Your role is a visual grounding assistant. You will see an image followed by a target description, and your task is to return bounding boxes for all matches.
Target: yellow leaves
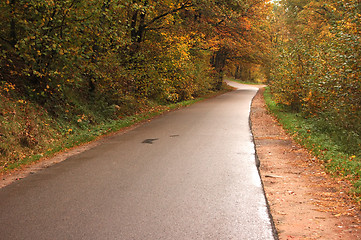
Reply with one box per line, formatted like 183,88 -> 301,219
160,32 -> 192,64
162,14 -> 175,25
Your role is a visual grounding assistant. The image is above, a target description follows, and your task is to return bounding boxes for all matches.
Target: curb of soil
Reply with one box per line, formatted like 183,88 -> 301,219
251,87 -> 361,240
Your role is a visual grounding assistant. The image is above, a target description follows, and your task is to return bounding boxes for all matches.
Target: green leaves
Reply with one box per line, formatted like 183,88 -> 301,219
1,0 -> 273,105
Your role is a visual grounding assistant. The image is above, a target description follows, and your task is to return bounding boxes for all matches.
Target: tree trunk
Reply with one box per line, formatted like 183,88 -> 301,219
130,10 -> 140,43
130,0 -> 148,44
137,9 -> 146,43
235,65 -> 241,79
10,0 -> 17,47
211,48 -> 227,90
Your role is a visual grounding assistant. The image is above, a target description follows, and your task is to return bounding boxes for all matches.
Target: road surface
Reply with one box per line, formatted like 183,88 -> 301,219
0,81 -> 276,239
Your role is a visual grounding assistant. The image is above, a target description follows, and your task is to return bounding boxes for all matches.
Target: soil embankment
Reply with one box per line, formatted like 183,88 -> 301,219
251,87 -> 361,239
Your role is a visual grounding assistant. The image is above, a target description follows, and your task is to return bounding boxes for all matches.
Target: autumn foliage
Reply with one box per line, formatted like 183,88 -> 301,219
0,1 -> 272,168
270,0 -> 361,196
270,0 -> 361,133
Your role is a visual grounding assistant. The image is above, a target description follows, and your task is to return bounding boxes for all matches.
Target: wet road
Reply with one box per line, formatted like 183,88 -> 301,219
0,81 -> 276,239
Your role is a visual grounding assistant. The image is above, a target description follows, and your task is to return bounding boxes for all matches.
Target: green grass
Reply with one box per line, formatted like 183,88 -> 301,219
263,87 -> 361,203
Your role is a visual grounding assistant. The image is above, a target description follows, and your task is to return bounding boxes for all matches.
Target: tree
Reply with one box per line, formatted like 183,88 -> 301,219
0,0 -> 272,111
270,0 -> 361,134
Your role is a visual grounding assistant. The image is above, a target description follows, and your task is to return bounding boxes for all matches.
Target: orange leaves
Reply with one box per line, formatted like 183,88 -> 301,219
240,16 -> 252,31
0,82 -> 16,94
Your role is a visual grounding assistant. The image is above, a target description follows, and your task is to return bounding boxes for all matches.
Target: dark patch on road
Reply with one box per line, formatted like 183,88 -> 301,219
142,138 -> 159,144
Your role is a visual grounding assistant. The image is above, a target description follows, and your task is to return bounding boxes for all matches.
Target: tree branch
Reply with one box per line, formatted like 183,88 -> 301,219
314,10 -> 325,16
143,2 -> 194,29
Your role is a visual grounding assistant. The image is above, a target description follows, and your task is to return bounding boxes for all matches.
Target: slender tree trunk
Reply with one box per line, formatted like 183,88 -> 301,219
211,48 -> 227,90
130,0 -> 148,44
130,10 -> 140,43
137,7 -> 146,43
10,0 -> 17,47
235,65 -> 241,79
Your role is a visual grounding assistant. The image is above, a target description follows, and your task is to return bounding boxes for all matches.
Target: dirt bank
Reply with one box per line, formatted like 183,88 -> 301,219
251,88 -> 361,239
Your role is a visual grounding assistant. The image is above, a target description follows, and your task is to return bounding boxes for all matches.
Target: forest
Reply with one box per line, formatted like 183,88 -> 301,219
0,0 -> 360,193
271,0 -> 360,135
270,0 -> 361,197
0,0 -> 271,167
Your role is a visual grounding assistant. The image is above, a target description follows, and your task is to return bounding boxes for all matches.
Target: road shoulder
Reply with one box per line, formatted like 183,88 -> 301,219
251,88 -> 361,239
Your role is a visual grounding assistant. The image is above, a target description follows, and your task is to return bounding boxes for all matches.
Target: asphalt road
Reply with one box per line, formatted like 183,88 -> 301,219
0,81 -> 276,239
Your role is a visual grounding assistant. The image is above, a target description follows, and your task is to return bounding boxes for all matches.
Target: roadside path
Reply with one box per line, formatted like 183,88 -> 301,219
251,88 -> 361,239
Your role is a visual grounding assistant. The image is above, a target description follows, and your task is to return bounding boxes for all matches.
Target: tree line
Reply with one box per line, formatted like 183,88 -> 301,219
0,0 -> 272,118
270,0 -> 361,138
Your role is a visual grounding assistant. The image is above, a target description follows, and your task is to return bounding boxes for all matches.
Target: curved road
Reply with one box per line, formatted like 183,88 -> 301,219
0,81 -> 276,239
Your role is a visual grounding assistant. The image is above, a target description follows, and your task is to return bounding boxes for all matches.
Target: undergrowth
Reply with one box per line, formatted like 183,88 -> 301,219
264,87 -> 361,203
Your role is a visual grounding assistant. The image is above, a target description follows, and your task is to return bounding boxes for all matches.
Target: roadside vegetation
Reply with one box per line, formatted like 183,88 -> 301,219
265,88 -> 361,203
0,1 -> 272,172
1,90 -> 231,172
268,0 -> 361,202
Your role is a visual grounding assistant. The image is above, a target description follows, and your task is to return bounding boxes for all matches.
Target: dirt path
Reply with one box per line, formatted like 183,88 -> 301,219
251,88 -> 361,239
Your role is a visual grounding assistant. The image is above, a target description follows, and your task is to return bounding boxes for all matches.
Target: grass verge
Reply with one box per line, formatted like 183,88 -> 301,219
263,87 -> 361,204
